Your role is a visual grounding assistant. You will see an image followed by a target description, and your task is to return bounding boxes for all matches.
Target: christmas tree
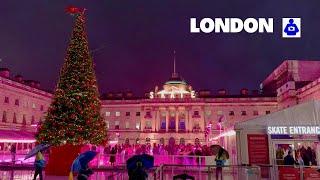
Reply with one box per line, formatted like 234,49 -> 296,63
36,10 -> 107,146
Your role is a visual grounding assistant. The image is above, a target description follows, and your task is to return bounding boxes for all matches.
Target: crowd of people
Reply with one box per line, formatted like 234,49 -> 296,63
277,145 -> 317,166
99,138 -> 216,166
103,143 -> 214,157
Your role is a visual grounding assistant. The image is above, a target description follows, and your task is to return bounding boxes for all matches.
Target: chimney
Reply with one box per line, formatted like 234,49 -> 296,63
104,92 -> 113,99
240,88 -> 249,96
126,91 -> 133,98
14,75 -> 23,82
116,92 -> 123,98
218,89 -> 227,96
199,90 -> 211,97
34,81 -> 40,88
0,68 -> 10,78
24,80 -> 36,87
252,90 -> 259,96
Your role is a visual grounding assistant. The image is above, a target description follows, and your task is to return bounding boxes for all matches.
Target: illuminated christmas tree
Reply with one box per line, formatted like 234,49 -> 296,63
36,9 -> 107,146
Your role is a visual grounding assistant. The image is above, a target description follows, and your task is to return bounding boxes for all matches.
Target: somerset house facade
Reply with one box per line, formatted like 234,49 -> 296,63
1,60 -> 320,154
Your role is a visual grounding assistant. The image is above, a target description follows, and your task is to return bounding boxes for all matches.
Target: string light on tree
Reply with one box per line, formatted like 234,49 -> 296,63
36,7 -> 107,146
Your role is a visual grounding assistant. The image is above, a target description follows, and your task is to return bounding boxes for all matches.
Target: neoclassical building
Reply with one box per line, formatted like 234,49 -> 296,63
101,67 -> 278,145
0,68 -> 52,152
1,60 -> 320,153
101,60 -> 320,145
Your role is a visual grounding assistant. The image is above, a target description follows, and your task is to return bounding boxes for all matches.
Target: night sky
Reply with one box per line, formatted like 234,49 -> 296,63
0,1 -> 320,95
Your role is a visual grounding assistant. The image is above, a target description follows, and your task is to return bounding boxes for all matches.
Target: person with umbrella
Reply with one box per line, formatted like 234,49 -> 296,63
128,161 -> 148,180
24,144 -> 49,180
33,151 -> 46,180
126,154 -> 154,180
210,145 -> 229,180
69,151 -> 97,180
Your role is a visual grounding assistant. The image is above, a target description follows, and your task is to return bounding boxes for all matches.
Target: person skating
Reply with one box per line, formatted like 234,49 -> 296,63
33,151 -> 46,180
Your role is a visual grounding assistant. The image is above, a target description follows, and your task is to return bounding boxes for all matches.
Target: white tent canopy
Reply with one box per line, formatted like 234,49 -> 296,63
235,100 -> 320,130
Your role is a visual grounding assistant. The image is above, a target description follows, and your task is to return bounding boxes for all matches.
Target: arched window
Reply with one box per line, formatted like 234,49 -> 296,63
31,115 -> 35,125
13,113 -> 17,123
2,111 -> 7,122
23,115 -> 27,125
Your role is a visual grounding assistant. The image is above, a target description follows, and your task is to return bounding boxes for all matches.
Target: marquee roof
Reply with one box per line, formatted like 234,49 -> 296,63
235,100 -> 320,130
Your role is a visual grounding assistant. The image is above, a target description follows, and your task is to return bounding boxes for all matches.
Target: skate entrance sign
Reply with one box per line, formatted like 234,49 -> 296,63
267,126 -> 320,135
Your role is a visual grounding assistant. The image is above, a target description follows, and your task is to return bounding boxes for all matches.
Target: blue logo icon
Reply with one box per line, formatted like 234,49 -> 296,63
284,19 -> 299,36
282,18 -> 301,38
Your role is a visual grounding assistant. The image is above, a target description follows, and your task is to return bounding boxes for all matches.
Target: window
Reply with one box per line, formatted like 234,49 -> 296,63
13,113 -> 17,123
229,111 -> 235,116
136,112 -> 140,116
106,121 -> 109,129
29,115 -> 33,125
136,122 -> 140,130
40,105 -> 44,111
15,99 -> 19,106
125,121 -> 130,129
253,111 -> 259,116
4,97 -> 9,103
115,112 -> 120,117
115,121 -> 120,129
32,103 -> 36,109
266,111 -> 271,114
105,112 -> 111,117
145,120 -> 152,129
22,115 -> 27,125
125,112 -> 130,116
2,111 -> 7,122
194,111 -> 199,116
241,111 -> 247,116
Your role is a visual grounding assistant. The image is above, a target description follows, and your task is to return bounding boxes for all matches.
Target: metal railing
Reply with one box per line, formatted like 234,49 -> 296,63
0,152 -> 34,165
154,164 -> 261,180
0,163 -> 319,180
90,154 -> 219,167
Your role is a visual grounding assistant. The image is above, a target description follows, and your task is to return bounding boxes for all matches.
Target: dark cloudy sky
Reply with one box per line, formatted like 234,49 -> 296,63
0,1 -> 319,95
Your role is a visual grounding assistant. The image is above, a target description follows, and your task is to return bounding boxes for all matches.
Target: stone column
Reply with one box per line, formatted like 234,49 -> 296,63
202,106 -> 206,132
152,108 -> 157,132
156,109 -> 160,132
188,107 -> 193,132
140,106 -> 145,131
166,109 -> 169,132
184,109 -> 188,132
175,109 -> 179,132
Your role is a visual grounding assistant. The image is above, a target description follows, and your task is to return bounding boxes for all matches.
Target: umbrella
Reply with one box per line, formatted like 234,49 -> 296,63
222,149 -> 230,159
24,144 -> 50,160
210,145 -> 229,159
71,151 -> 98,173
210,145 -> 222,156
126,154 -> 154,170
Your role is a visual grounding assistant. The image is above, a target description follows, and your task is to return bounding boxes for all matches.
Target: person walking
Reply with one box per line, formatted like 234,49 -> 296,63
110,147 -> 116,166
296,152 -> 304,167
77,165 -> 93,180
215,148 -> 226,180
33,151 -> 45,180
10,144 -> 16,164
284,151 -> 295,165
128,161 -> 148,180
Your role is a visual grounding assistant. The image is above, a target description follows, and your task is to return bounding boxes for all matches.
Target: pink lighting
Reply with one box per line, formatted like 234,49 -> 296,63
0,139 -> 36,143
210,130 -> 236,141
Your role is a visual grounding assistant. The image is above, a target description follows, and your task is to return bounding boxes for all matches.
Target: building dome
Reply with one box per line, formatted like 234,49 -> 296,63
164,76 -> 187,86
